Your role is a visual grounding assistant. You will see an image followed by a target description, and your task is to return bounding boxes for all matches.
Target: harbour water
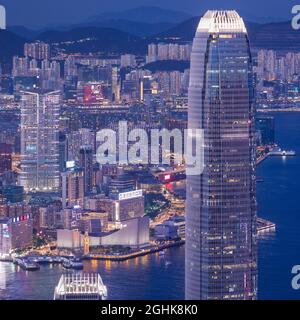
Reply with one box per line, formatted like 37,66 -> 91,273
0,247 -> 185,300
1,112 -> 300,300
257,112 -> 300,300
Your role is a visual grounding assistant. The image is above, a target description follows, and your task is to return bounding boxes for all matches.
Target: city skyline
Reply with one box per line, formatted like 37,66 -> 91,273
0,0 -> 297,27
0,2 -> 299,303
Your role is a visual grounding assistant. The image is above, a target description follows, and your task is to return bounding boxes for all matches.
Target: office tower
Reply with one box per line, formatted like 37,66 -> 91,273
0,215 -> 33,255
111,65 -> 120,102
186,11 -> 257,300
79,146 -> 93,195
2,186 -> 24,203
86,191 -> 144,222
108,173 -> 136,199
58,133 -> 67,172
255,116 -> 275,146
24,41 -> 50,60
122,79 -> 138,101
0,143 -> 12,174
20,90 -> 61,193
61,168 -> 84,209
64,75 -> 78,101
67,129 -> 95,162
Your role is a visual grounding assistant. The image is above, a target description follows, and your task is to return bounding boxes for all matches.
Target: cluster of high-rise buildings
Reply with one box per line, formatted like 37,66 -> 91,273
0,8 -> 284,301
254,50 -> 300,104
256,49 -> 300,82
122,69 -> 190,101
7,42 -> 191,105
146,43 -> 192,63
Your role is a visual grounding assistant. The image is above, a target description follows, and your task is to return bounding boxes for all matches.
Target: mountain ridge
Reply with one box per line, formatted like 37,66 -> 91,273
1,17 -> 300,68
86,6 -> 191,24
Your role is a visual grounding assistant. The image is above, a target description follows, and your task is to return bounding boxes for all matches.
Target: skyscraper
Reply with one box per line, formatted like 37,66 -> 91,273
79,145 -> 93,195
0,143 -> 12,174
186,11 -> 257,300
20,90 -> 60,192
61,168 -> 84,209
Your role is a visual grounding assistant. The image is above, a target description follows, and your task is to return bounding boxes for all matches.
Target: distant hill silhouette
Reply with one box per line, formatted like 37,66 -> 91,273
247,21 -> 300,52
2,16 -> 300,68
9,21 -> 175,39
65,20 -> 175,37
150,16 -> 200,41
7,26 -> 38,39
151,16 -> 300,52
0,29 -> 25,59
87,6 -> 191,24
36,27 -> 146,54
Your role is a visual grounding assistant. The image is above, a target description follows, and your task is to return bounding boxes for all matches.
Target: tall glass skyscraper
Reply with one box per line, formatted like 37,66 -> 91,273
20,90 -> 60,192
186,11 -> 257,300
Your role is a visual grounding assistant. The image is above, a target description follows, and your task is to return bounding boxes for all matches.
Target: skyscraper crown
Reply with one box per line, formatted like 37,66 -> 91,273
197,10 -> 247,34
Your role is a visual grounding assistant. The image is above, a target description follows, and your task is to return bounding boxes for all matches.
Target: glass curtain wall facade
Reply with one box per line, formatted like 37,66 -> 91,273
186,11 -> 257,300
20,90 -> 61,192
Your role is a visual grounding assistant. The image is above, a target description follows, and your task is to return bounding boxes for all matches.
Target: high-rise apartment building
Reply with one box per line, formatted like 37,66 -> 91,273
24,41 -> 50,60
20,90 -> 61,192
12,56 -> 29,77
120,54 -> 136,68
146,43 -> 192,63
186,10 -> 257,300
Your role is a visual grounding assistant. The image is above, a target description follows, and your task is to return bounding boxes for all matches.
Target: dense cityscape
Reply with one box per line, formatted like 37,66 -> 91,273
0,2 -> 300,302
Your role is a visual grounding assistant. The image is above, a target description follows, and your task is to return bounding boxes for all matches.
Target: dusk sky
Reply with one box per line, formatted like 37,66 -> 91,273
1,0 -> 299,27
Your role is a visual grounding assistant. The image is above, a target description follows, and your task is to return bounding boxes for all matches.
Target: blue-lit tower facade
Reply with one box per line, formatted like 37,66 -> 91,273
186,11 -> 257,300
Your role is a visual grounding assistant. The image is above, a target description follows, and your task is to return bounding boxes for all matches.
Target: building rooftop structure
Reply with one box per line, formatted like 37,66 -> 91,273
54,273 -> 107,300
197,10 -> 247,33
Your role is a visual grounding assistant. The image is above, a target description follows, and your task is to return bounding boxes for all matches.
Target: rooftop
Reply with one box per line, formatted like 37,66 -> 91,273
54,273 -> 107,300
197,10 -> 247,34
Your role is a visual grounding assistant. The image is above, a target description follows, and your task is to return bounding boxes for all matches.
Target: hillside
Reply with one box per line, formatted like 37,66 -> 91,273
87,6 -> 191,24
36,27 -> 146,54
151,16 -> 300,52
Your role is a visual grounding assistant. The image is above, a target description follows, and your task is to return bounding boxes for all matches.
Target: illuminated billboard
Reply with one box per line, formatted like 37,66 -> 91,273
118,190 -> 143,201
83,83 -> 104,104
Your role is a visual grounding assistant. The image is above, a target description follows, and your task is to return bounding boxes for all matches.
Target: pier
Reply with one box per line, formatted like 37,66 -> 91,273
85,240 -> 185,262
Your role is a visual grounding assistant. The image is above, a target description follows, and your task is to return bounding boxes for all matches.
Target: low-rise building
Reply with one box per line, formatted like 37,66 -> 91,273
57,216 -> 149,250
0,214 -> 33,255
